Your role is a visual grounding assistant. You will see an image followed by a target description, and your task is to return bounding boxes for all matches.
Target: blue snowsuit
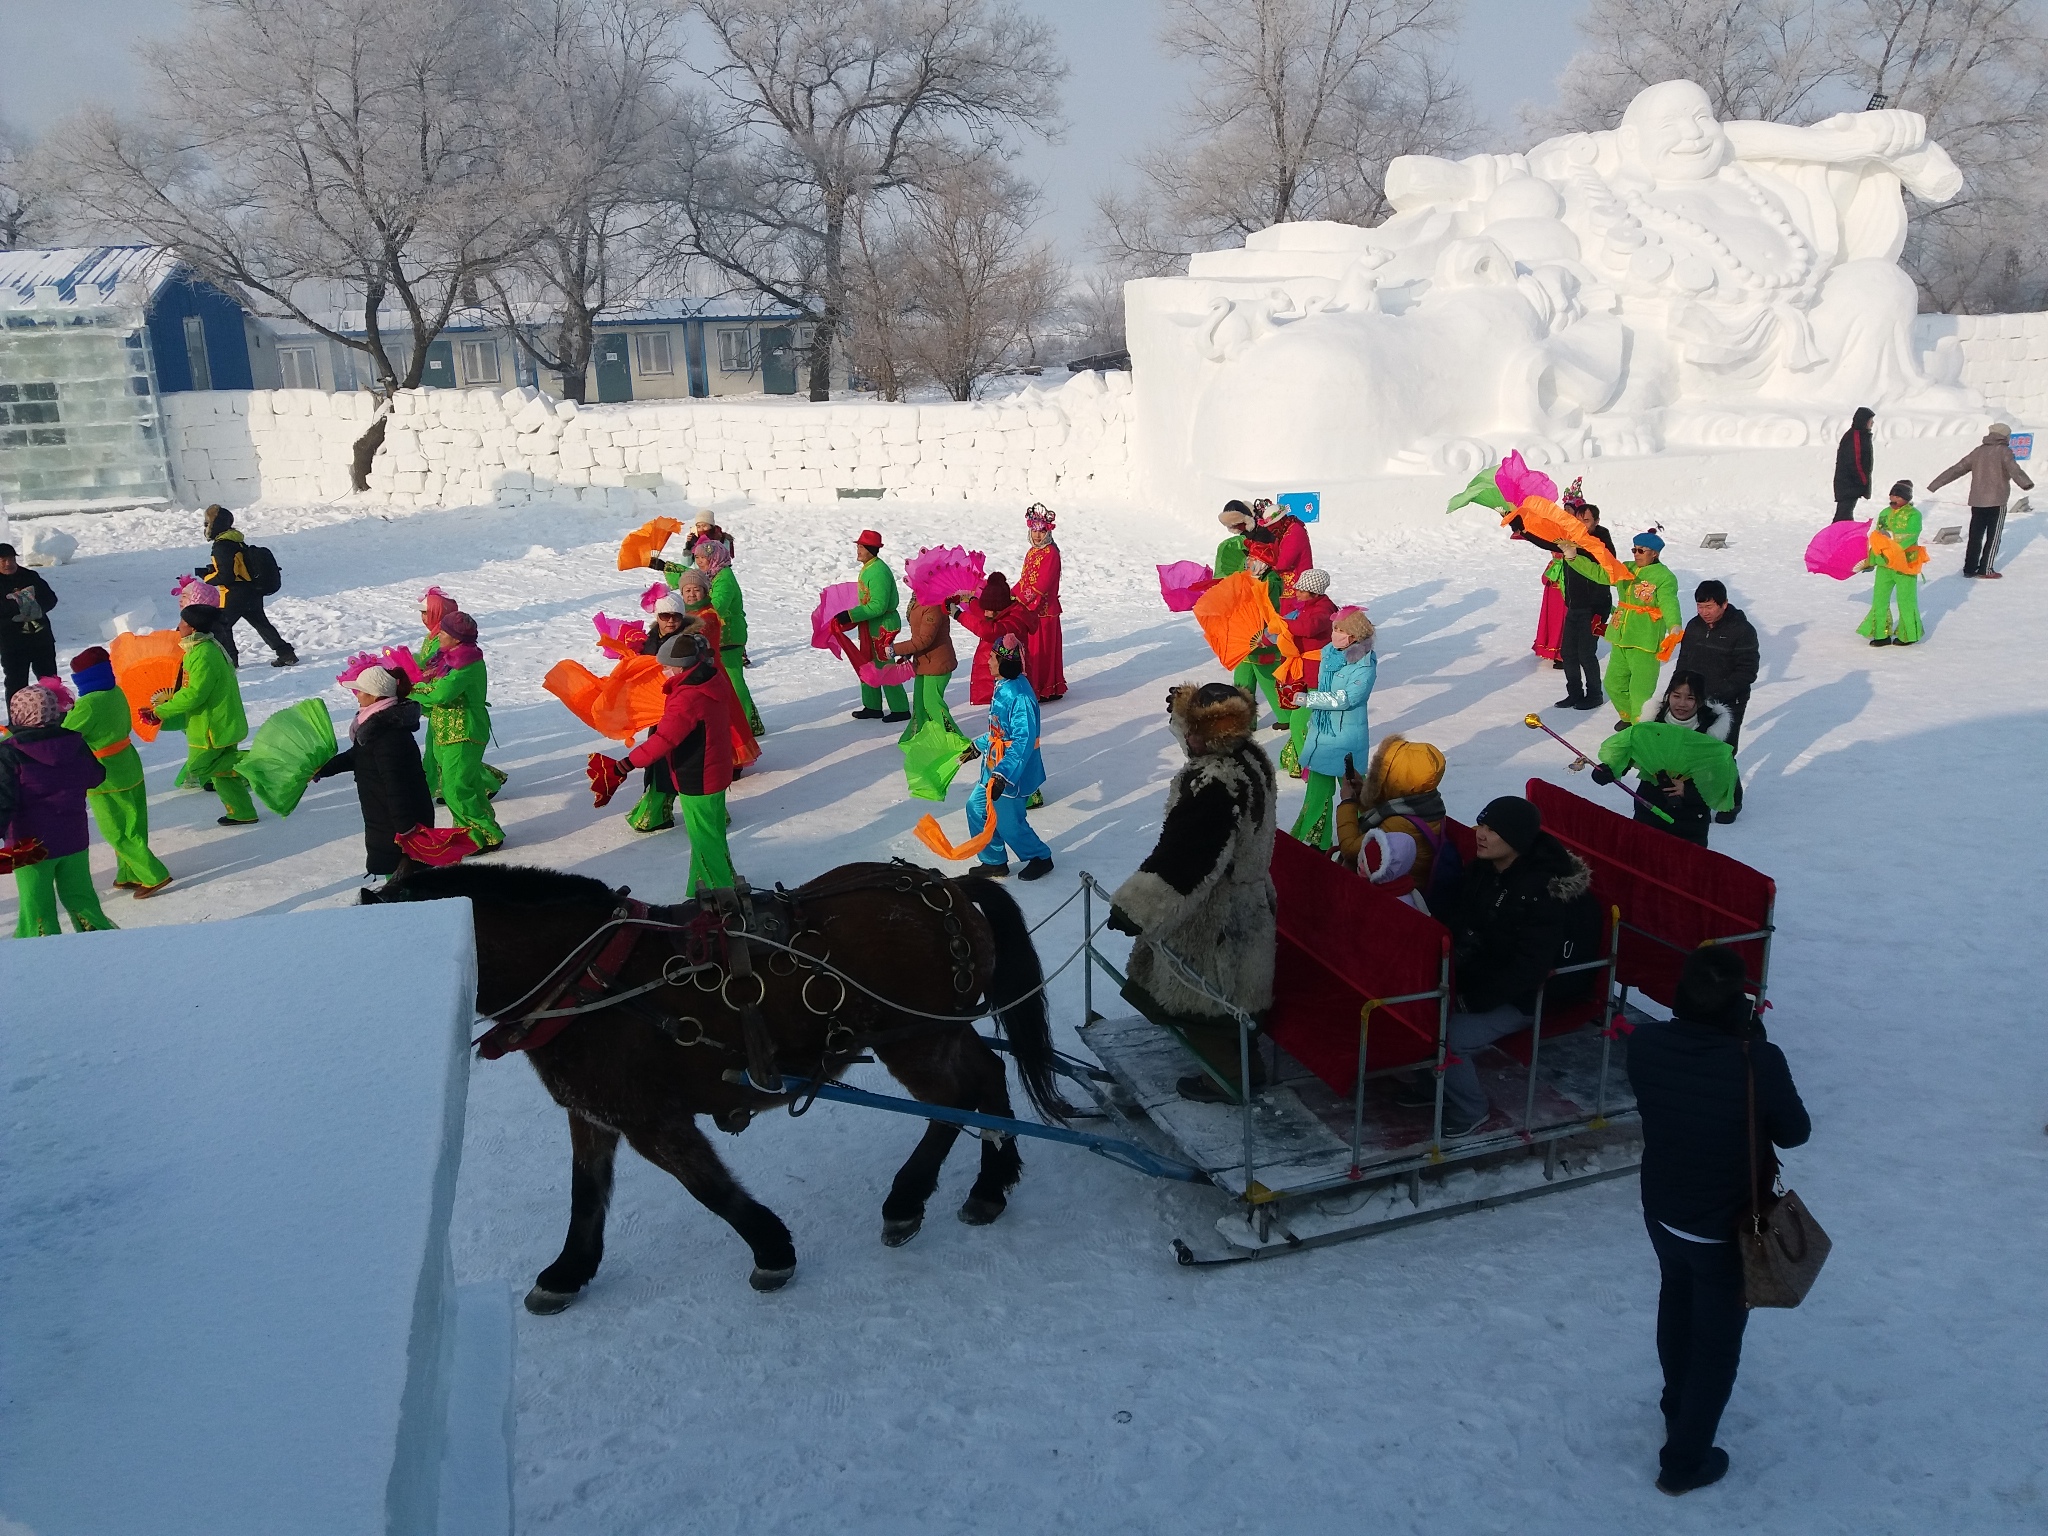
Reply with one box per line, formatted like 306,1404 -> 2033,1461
966,674 -> 1050,867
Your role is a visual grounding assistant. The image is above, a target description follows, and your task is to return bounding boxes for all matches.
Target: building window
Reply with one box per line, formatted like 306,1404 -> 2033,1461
459,339 -> 501,384
183,315 -> 213,391
717,327 -> 755,373
633,331 -> 673,376
278,346 -> 320,389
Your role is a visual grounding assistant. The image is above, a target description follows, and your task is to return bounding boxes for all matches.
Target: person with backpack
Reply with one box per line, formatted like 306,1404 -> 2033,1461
141,605 -> 259,827
1335,735 -> 1457,913
195,505 -> 297,668
0,683 -> 118,936
0,542 -> 60,708
311,664 -> 435,879
1627,945 -> 1810,1495
61,646 -> 171,897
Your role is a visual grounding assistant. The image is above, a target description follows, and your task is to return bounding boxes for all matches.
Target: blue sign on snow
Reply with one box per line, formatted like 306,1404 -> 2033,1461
2010,432 -> 2032,461
1278,491 -> 1320,523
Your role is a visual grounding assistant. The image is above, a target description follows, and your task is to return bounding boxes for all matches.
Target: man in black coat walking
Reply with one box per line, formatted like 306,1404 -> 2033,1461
1674,582 -> 1759,822
1833,406 -> 1874,522
0,543 -> 60,710
1514,488 -> 1613,711
1627,946 -> 1809,1495
195,505 -> 298,668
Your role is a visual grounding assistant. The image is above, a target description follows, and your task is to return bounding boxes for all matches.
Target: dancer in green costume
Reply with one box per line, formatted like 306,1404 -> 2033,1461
145,605 -> 258,825
1565,529 -> 1682,726
692,537 -> 764,735
62,646 -> 171,893
410,610 -> 503,851
415,587 -> 506,802
836,531 -> 910,720
1856,481 -> 1927,646
1231,524 -> 1292,731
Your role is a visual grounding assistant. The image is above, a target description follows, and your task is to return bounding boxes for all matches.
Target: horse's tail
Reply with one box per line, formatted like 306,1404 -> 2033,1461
960,877 -> 1071,1125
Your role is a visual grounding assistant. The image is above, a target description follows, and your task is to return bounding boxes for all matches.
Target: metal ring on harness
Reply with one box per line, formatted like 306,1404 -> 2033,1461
662,954 -> 707,988
823,1021 -> 859,1056
767,947 -> 799,977
722,970 -> 768,1012
953,967 -> 978,995
789,930 -> 828,970
662,1015 -> 710,1048
692,963 -> 724,993
947,934 -> 974,964
802,971 -> 848,1016
919,880 -> 954,912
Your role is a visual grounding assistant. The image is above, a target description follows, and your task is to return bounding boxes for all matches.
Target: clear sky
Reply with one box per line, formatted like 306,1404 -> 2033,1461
0,0 -> 1587,251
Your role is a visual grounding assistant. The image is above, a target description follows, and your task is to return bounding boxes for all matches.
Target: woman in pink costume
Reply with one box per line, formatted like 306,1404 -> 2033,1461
1015,503 -> 1066,702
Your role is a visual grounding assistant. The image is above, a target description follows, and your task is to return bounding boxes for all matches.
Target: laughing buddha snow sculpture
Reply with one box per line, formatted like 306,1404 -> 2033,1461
1125,79 -> 1977,509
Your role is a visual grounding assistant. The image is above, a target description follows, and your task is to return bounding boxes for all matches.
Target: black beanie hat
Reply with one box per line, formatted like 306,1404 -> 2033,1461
1890,479 -> 1913,500
179,604 -> 223,633
1675,946 -> 1753,1033
1477,795 -> 1541,854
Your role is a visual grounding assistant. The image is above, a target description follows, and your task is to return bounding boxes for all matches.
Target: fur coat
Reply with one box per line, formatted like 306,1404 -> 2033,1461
1112,685 -> 1278,1022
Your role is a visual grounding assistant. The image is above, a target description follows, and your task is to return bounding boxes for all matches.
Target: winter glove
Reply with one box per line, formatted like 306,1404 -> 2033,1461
138,709 -> 161,729
1588,614 -> 1608,639
0,838 -> 49,874
832,610 -> 853,628
1277,681 -> 1304,711
1106,905 -> 1142,937
1656,630 -> 1681,663
587,753 -> 631,808
1590,765 -> 1617,787
985,774 -> 1007,802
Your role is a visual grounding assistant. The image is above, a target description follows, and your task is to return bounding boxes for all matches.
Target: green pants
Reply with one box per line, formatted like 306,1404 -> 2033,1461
1283,697 -> 1311,776
1291,771 -> 1337,849
681,791 -> 734,894
87,754 -> 170,888
1233,658 -> 1288,726
861,679 -> 910,714
186,744 -> 256,822
1603,648 -> 1664,724
903,671 -> 960,742
1858,567 -> 1924,643
425,747 -> 506,801
626,788 -> 675,831
722,647 -> 763,735
432,738 -> 504,847
15,850 -> 117,937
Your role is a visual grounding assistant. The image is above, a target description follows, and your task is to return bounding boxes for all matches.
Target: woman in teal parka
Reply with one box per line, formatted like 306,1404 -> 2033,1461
1291,607 -> 1376,850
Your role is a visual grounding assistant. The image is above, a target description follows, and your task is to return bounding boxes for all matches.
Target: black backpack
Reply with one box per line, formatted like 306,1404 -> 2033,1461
242,544 -> 283,596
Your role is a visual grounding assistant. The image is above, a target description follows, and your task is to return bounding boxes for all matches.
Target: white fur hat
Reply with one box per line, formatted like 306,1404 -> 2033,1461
652,592 -> 687,616
347,665 -> 401,698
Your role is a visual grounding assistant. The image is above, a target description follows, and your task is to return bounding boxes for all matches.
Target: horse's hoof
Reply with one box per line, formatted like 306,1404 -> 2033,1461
881,1215 -> 924,1247
749,1263 -> 796,1292
957,1194 -> 1007,1226
524,1284 -> 579,1315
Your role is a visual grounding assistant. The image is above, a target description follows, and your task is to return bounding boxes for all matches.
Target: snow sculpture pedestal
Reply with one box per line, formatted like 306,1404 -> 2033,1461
0,900 -> 511,1536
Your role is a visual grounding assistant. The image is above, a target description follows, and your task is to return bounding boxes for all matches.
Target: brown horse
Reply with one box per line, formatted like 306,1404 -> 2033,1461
364,859 -> 1067,1310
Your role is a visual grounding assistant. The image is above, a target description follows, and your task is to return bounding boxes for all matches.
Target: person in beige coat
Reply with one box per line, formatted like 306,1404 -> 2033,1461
1928,423 -> 2034,579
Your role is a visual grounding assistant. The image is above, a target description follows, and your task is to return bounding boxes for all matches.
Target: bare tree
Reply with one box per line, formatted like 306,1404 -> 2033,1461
58,0 -> 526,488
841,200 -> 924,399
1097,0 -> 1477,272
1529,0 -> 1842,134
0,121 -> 50,251
669,0 -> 1065,400
488,0 -> 683,402
1057,267 -> 1130,362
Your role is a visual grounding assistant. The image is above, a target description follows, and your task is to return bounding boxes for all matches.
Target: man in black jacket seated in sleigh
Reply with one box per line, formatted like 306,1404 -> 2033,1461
1394,795 -> 1603,1135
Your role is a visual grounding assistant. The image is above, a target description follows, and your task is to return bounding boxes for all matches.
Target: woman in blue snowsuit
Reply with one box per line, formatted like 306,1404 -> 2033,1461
963,645 -> 1053,880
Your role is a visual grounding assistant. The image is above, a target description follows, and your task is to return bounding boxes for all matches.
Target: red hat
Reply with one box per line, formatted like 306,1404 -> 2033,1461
857,530 -> 883,550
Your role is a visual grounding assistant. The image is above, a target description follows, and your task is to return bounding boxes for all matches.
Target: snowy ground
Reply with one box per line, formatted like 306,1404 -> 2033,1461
8,453 -> 2047,1534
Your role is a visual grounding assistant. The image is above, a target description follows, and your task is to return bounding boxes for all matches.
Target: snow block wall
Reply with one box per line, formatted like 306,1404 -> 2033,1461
162,370 -> 1137,511
0,899 -> 504,1536
1914,312 -> 2048,427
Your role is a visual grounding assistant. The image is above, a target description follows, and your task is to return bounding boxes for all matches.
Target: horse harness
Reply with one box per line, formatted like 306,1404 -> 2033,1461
473,864 -> 986,1109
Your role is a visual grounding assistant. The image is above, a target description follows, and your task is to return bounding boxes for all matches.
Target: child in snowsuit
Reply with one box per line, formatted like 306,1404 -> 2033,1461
145,605 -> 258,826
692,537 -> 764,735
1336,736 -> 1452,911
1291,608 -> 1376,850
592,626 -> 735,894
0,684 -> 117,936
1568,529 -> 1681,726
957,571 -> 1039,707
312,664 -> 435,878
892,593 -> 963,742
962,645 -> 1053,881
410,611 -> 503,852
1277,568 -> 1337,776
1016,504 -> 1066,702
835,531 -> 911,721
62,646 -> 171,896
1857,480 -> 1928,646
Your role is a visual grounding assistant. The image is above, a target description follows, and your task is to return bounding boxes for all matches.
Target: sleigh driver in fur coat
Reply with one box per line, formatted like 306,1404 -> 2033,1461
1107,682 -> 1279,1103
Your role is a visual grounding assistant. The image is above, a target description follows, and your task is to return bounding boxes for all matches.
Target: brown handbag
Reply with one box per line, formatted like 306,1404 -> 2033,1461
1741,1040 -> 1831,1308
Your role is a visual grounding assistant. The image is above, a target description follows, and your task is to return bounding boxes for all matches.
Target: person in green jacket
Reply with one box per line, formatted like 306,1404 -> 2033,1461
143,606 -> 258,826
834,530 -> 910,721
1563,529 -> 1682,727
62,646 -> 171,895
409,610 -> 504,851
692,537 -> 764,735
1857,480 -> 1927,646
415,586 -> 507,803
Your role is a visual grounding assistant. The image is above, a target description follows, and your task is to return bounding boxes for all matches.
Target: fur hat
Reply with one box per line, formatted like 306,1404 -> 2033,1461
347,665 -> 402,699
203,504 -> 235,538
1218,505 -> 1254,531
1294,569 -> 1331,596
8,685 -> 62,728
1477,795 -> 1541,854
1363,735 -> 1445,803
1168,681 -> 1256,756
1025,503 -> 1056,532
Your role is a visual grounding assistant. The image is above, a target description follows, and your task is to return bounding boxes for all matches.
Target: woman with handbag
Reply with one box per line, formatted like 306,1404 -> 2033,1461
1626,946 -> 1811,1495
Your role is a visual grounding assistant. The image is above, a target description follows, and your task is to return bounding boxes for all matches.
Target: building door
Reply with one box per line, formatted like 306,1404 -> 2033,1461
422,337 -> 455,388
183,315 -> 213,392
683,322 -> 709,398
761,326 -> 797,395
595,334 -> 633,403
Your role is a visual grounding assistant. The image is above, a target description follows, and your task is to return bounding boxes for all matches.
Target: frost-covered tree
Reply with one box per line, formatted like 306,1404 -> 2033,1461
0,121 -> 54,251
1097,0 -> 1479,276
59,0 -> 526,488
668,0 -> 1065,400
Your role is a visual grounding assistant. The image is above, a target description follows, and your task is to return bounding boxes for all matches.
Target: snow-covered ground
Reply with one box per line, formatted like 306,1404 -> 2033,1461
6,450 -> 2046,1534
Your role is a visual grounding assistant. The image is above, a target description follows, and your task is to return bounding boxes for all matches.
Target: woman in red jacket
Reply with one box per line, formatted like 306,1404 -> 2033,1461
1015,504 -> 1066,701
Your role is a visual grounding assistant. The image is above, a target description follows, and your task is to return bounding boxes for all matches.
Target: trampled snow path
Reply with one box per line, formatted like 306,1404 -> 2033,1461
7,454 -> 2046,1533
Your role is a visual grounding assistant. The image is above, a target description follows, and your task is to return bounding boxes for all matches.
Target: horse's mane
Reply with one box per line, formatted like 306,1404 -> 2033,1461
381,862 -> 621,908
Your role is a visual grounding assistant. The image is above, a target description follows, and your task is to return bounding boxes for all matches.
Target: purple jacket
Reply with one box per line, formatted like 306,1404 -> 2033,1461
0,726 -> 106,859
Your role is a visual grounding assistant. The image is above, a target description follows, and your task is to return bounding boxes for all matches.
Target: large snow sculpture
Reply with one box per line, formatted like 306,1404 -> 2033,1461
1127,80 -> 1981,512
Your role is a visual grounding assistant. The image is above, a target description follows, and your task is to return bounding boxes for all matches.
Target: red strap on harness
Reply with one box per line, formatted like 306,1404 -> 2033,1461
476,900 -> 653,1059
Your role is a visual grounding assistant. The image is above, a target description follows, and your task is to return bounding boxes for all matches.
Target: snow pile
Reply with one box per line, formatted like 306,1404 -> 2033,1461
0,899 -> 508,1536
162,370 -> 1136,512
1915,310 -> 2048,425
